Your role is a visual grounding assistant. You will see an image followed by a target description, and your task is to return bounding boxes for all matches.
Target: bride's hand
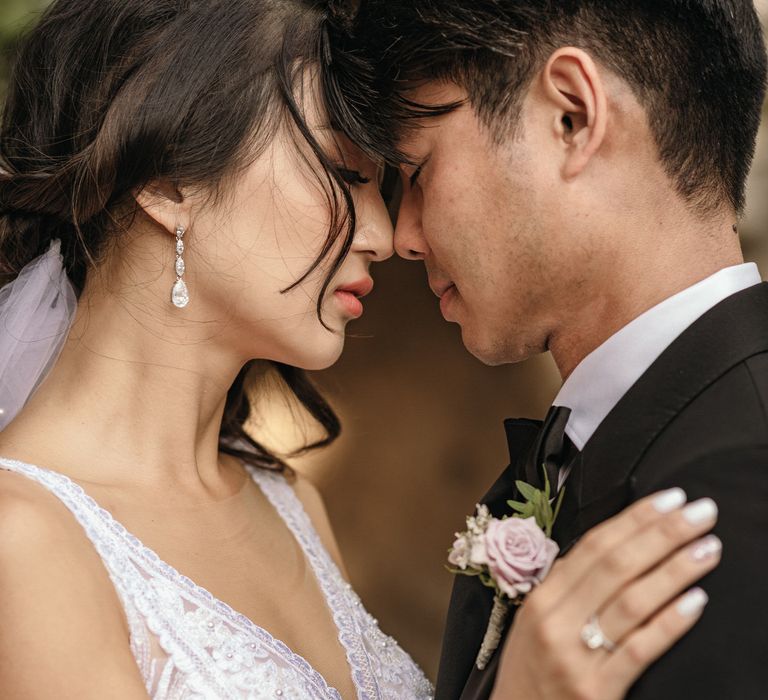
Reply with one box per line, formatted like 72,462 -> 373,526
491,489 -> 720,700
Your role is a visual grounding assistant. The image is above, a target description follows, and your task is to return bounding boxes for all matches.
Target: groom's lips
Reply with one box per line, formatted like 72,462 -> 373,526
430,280 -> 455,299
430,280 -> 458,319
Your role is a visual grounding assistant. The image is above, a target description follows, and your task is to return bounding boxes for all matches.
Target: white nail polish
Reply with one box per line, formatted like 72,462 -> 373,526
677,587 -> 709,617
690,535 -> 722,562
682,498 -> 718,525
653,488 -> 687,513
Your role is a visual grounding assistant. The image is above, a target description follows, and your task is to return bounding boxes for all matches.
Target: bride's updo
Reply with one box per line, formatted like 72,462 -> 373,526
0,0 -> 361,469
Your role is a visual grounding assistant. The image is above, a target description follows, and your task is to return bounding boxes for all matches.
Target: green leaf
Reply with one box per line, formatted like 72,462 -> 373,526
551,486 -> 567,530
541,497 -> 554,523
513,507 -> 535,520
515,480 -> 540,502
506,499 -> 529,513
478,573 -> 498,590
542,466 -> 552,500
446,565 -> 482,576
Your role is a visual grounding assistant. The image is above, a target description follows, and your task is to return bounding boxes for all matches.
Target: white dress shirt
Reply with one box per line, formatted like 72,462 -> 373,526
554,263 -> 762,451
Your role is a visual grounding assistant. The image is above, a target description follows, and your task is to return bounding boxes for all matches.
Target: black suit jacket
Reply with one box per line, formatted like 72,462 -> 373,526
435,282 -> 768,700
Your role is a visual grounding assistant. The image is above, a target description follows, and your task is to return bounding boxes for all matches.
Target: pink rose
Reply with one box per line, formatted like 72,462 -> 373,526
484,517 -> 559,600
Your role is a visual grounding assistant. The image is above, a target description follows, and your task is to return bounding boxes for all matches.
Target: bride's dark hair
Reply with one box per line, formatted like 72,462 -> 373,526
0,0 -> 362,470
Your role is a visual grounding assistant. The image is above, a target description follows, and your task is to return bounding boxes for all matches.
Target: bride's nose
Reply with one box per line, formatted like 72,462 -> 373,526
394,183 -> 429,261
351,194 -> 394,262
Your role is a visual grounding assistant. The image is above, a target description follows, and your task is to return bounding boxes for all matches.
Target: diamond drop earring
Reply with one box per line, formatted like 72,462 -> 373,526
171,224 -> 189,308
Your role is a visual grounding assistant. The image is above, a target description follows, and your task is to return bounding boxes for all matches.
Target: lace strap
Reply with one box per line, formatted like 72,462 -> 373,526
246,467 -> 382,699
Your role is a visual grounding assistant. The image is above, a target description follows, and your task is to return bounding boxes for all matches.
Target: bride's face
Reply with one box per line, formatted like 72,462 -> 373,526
186,120 -> 393,370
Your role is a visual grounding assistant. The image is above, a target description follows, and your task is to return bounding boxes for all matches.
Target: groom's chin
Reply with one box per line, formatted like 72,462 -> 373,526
460,327 -> 521,367
459,320 -> 542,367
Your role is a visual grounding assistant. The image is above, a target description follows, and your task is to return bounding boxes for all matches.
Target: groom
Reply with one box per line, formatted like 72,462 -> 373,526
334,1 -> 768,698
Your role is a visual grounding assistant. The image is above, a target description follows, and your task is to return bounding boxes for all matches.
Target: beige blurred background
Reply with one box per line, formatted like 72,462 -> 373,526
1,0 -> 767,681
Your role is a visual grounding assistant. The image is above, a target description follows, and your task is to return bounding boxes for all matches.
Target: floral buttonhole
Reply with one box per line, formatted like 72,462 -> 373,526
447,466 -> 565,670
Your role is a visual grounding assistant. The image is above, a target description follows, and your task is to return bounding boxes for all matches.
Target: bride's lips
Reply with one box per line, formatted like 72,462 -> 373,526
334,277 -> 374,318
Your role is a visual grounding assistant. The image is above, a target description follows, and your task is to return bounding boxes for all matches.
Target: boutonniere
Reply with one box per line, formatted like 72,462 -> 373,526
447,469 -> 565,670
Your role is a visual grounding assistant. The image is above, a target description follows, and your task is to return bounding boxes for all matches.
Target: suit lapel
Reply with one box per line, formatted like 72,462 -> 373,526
435,419 -> 540,700
577,282 -> 768,513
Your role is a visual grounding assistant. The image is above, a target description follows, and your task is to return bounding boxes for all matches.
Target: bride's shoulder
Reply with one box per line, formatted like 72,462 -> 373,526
290,471 -> 350,578
0,468 -> 122,606
0,467 -> 109,582
0,467 -> 74,538
0,468 -> 153,697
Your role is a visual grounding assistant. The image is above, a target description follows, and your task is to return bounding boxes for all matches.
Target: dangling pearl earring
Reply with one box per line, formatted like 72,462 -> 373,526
171,224 -> 189,308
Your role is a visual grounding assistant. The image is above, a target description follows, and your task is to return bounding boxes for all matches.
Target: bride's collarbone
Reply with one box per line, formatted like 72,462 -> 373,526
83,478 -> 360,698
0,466 -> 358,698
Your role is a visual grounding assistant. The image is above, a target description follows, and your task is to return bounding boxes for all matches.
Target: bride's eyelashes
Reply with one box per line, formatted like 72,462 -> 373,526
337,168 -> 372,186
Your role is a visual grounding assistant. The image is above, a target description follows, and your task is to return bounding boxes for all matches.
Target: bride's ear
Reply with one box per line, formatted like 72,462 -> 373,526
133,181 -> 190,236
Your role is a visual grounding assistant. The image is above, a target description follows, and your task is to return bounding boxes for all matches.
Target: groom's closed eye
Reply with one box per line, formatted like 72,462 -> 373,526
409,164 -> 423,188
402,156 -> 430,189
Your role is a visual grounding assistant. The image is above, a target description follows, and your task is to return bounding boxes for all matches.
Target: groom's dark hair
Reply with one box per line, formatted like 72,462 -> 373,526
330,0 -> 767,214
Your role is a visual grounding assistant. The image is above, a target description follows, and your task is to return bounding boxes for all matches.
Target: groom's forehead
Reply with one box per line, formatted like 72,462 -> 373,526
390,82 -> 471,150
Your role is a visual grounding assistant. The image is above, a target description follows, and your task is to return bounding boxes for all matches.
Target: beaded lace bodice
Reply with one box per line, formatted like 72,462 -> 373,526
0,457 -> 433,700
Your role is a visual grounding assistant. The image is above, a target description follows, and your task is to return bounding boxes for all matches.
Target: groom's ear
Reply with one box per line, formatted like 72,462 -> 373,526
539,48 -> 607,180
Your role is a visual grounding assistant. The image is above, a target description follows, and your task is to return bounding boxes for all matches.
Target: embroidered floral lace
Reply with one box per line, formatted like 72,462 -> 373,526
0,457 -> 433,700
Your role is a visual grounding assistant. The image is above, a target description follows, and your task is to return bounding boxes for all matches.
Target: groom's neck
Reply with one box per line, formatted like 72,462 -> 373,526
547,214 -> 745,381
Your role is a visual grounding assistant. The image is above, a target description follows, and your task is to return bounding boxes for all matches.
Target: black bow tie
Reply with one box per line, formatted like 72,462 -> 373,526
524,405 -> 579,492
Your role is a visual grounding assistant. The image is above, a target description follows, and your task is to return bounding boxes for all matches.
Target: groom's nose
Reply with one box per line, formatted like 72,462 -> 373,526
394,185 -> 430,261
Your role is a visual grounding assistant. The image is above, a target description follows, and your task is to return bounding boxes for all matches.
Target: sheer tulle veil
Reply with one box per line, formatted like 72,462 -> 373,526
0,240 -> 77,430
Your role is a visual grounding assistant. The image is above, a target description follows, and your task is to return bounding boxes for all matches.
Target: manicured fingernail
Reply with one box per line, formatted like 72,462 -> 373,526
653,488 -> 687,513
677,587 -> 709,617
682,498 -> 718,525
690,535 -> 722,562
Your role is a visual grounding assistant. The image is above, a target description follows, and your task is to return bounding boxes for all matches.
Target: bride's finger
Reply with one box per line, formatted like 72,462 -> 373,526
597,534 -> 721,645
556,498 -> 718,625
602,587 -> 709,694
538,489 -> 687,606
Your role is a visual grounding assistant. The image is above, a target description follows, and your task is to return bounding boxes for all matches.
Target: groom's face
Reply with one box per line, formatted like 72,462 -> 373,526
393,82 -> 591,366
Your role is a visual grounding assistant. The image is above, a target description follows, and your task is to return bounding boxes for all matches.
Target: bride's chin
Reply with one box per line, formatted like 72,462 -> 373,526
287,336 -> 346,372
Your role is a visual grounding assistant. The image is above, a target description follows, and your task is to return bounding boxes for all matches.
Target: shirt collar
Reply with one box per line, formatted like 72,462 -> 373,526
554,263 -> 762,450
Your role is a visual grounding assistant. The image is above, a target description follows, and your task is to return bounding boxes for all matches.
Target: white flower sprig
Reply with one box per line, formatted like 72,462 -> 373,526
448,468 -> 565,670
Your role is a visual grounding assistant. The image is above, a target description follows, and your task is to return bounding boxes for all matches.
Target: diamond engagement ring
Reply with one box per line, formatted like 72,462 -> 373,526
580,614 -> 617,652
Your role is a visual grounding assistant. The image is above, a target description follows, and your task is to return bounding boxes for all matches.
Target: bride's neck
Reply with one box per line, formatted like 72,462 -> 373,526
0,270 -> 248,497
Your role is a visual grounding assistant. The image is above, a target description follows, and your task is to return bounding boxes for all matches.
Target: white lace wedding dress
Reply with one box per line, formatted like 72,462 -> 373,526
0,457 -> 433,700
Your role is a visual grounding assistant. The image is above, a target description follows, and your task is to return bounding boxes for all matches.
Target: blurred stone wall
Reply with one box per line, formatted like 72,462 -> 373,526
0,0 -> 48,95
1,0 -> 767,681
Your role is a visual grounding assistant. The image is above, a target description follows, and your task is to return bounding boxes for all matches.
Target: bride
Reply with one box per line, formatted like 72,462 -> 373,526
0,1 -> 717,698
